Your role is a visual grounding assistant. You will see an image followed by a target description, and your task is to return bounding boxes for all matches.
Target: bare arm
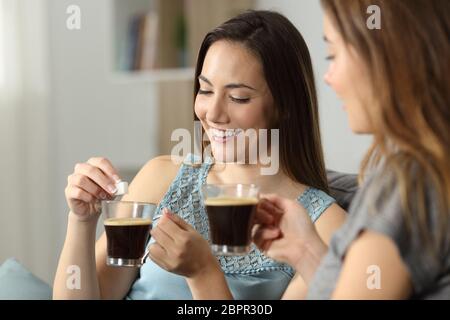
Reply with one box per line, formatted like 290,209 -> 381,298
186,264 -> 234,300
53,212 -> 101,299
53,156 -> 179,299
282,204 -> 347,299
331,230 -> 412,299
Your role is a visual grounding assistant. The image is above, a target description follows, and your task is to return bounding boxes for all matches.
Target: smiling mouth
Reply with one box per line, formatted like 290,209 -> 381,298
209,128 -> 243,143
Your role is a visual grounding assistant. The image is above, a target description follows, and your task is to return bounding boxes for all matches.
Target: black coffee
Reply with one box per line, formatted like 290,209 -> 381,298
104,218 -> 152,259
205,197 -> 258,247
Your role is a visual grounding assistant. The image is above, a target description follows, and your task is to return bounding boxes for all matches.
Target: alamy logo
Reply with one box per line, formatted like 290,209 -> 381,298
366,5 -> 381,30
66,265 -> 81,290
66,5 -> 81,30
366,265 -> 381,290
170,121 -> 280,175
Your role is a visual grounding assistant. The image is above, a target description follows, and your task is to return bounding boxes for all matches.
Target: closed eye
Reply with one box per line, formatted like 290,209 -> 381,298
198,89 -> 213,95
230,96 -> 250,104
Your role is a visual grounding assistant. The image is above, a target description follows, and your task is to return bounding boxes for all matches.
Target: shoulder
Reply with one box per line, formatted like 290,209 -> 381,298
123,155 -> 183,205
142,155 -> 183,172
297,187 -> 336,221
315,203 -> 347,245
140,155 -> 183,181
297,186 -> 347,245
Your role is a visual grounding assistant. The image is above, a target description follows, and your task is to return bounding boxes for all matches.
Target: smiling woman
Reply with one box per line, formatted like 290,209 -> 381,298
195,40 -> 274,164
193,12 -> 329,192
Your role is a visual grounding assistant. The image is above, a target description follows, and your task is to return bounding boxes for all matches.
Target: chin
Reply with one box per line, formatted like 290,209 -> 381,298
211,142 -> 248,163
349,127 -> 367,134
211,143 -> 232,163
349,122 -> 373,134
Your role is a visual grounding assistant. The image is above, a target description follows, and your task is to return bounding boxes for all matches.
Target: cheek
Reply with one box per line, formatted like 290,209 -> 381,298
326,61 -> 347,97
194,96 -> 207,120
235,105 -> 269,129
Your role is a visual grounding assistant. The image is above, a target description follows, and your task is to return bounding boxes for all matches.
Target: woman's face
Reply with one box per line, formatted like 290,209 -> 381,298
195,40 -> 274,162
323,14 -> 373,134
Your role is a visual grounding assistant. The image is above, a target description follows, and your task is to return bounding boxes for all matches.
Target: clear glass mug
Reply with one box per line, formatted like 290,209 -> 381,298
102,200 -> 156,267
201,184 -> 260,255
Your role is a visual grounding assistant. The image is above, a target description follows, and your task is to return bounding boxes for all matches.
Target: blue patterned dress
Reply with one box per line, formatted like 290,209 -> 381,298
126,155 -> 335,299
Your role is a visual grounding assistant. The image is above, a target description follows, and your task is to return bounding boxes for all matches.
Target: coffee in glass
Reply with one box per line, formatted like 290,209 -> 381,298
102,201 -> 156,267
202,184 -> 259,255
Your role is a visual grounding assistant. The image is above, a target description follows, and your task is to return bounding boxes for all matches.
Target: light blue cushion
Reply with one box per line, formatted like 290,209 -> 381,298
0,258 -> 52,300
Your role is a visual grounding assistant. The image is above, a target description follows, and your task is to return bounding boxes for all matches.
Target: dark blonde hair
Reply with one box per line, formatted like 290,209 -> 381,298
194,10 -> 329,193
321,0 -> 450,246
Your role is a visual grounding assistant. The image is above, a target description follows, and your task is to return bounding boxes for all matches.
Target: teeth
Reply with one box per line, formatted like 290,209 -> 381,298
210,128 -> 242,138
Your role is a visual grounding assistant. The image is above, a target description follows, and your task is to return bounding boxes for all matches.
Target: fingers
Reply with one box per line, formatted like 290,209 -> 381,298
87,157 -> 121,183
73,162 -> 118,196
253,225 -> 280,248
254,226 -> 280,241
260,193 -> 291,211
65,186 -> 96,203
254,198 -> 284,225
259,198 -> 283,214
163,208 -> 192,231
254,205 -> 274,225
67,173 -> 112,200
157,210 -> 191,242
150,224 -> 174,250
148,243 -> 170,270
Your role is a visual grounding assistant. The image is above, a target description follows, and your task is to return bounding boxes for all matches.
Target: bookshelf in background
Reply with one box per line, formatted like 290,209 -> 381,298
110,0 -> 255,155
113,0 -> 254,75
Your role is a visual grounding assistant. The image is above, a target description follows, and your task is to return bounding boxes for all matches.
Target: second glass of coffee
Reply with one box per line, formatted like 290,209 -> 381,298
202,184 -> 259,255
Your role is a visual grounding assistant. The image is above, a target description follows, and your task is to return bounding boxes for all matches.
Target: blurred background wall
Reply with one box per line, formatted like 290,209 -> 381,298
0,0 -> 371,284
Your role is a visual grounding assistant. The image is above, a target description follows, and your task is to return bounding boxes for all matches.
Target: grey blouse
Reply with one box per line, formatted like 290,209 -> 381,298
307,165 -> 450,299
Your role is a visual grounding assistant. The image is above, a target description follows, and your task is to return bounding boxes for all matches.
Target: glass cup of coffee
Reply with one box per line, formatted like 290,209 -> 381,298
102,200 -> 156,267
201,184 -> 259,256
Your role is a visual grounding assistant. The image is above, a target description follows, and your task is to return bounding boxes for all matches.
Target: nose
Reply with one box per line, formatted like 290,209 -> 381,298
324,70 -> 332,86
324,62 -> 335,87
206,96 -> 230,124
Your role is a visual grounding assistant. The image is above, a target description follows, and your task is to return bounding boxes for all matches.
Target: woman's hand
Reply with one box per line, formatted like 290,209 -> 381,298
149,208 -> 221,279
253,194 -> 326,272
65,157 -> 120,222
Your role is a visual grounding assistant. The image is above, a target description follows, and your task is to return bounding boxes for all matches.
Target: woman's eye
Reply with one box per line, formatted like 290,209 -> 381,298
325,55 -> 335,61
230,96 -> 250,104
198,89 -> 213,95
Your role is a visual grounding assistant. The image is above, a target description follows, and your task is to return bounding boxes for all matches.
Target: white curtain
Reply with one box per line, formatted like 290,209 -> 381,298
0,0 -> 53,283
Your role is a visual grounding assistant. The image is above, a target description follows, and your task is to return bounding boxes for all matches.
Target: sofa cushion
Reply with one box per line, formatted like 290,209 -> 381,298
0,258 -> 52,300
327,170 -> 359,211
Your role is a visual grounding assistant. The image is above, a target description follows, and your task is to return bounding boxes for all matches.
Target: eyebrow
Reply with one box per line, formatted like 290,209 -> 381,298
198,75 -> 256,91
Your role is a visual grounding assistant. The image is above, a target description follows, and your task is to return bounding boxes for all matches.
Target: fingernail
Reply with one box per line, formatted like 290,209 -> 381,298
113,175 -> 121,183
99,192 -> 107,199
107,185 -> 117,194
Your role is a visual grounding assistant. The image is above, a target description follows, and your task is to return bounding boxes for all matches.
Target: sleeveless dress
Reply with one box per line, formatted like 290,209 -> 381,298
127,155 -> 335,300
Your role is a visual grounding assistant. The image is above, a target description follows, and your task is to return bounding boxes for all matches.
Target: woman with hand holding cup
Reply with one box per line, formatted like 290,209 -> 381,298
53,10 -> 347,300
254,0 -> 450,299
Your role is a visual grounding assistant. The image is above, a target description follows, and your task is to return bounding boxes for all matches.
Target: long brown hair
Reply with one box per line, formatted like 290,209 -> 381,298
321,0 -> 450,246
194,10 -> 329,193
